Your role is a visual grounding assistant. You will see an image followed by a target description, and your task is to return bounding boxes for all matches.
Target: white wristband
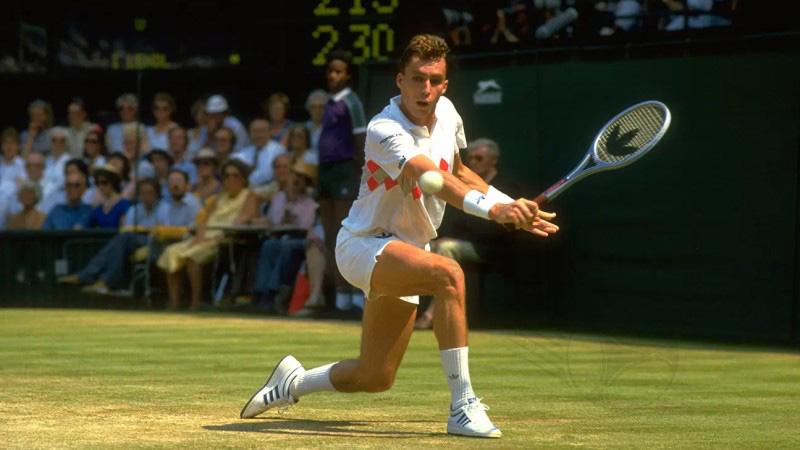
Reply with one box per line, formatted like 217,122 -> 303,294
463,189 -> 495,219
487,185 -> 514,204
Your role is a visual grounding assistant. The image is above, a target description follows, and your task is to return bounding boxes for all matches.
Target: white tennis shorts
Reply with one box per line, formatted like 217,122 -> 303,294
335,227 -> 428,305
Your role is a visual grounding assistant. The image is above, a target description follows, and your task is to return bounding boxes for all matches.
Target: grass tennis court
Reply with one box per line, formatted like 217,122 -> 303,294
1,309 -> 798,448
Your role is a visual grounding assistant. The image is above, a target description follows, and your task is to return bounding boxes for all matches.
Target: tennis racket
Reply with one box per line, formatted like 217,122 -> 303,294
533,100 -> 671,207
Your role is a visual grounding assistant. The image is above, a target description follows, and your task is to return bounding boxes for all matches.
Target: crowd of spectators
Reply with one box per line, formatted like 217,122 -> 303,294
0,51 -> 350,314
440,0 -> 736,46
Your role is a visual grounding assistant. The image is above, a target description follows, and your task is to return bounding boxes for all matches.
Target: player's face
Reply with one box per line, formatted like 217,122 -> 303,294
326,59 -> 350,93
396,56 -> 448,127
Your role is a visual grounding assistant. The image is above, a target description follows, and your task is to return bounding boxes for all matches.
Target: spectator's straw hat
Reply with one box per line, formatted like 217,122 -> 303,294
192,147 -> 219,165
93,163 -> 123,183
206,95 -> 229,114
292,158 -> 317,186
146,148 -> 174,165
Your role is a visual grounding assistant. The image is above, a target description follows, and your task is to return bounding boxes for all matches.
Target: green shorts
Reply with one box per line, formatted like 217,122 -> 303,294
318,159 -> 360,200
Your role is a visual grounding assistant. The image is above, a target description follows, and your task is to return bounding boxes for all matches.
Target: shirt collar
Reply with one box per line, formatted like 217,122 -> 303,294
388,96 -> 432,136
331,87 -> 352,102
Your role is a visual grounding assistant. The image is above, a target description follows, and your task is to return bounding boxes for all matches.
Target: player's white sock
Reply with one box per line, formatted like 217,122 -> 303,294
440,347 -> 476,407
291,362 -> 337,398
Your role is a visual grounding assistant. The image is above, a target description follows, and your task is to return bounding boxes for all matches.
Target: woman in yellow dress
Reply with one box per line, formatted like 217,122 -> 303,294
158,159 -> 259,310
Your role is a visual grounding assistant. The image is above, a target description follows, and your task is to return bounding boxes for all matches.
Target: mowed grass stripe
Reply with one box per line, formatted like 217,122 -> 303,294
0,309 -> 798,448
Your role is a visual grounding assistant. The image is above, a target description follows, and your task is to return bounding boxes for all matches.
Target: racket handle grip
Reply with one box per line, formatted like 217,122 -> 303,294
533,192 -> 549,207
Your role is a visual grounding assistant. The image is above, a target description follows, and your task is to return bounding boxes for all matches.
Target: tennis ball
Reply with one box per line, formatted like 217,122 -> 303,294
419,170 -> 444,195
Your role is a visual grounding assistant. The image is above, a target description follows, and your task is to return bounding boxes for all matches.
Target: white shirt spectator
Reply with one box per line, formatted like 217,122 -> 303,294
42,153 -> 71,194
233,141 -> 286,187
0,156 -> 25,189
106,122 -> 146,153
146,126 -> 171,151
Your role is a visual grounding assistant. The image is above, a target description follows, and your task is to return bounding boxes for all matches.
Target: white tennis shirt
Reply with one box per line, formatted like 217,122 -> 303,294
341,95 -> 467,247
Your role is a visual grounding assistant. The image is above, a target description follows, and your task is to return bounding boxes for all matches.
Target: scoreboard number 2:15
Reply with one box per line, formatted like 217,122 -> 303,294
311,0 -> 398,66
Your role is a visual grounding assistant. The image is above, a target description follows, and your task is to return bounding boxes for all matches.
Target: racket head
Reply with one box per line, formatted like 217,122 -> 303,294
591,101 -> 671,169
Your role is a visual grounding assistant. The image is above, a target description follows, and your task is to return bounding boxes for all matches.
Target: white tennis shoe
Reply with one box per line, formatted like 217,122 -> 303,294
240,355 -> 304,418
447,398 -> 502,438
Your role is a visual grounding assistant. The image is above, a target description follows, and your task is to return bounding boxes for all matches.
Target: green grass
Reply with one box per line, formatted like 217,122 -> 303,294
0,309 -> 798,448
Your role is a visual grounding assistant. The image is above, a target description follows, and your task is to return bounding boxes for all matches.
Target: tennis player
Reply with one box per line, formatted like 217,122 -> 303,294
240,34 -> 559,438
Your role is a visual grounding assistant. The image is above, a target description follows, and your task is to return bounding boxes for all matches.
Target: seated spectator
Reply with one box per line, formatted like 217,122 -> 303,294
146,92 -> 179,151
146,148 -> 173,198
106,152 -> 133,200
62,178 -> 160,293
59,175 -> 200,294
168,127 -> 197,184
1,127 -> 25,190
43,127 -> 72,194
251,160 -> 319,313
88,164 -> 131,229
205,95 -> 249,152
83,125 -> 107,170
7,181 -> 45,229
41,172 -> 92,230
187,98 -> 208,156
157,159 -> 258,310
65,98 -> 97,158
20,99 -> 53,155
107,93 -> 145,153
233,118 -> 286,188
252,152 -> 293,204
16,152 -> 57,213
120,124 -> 154,200
304,89 -> 328,150
415,138 -> 517,329
157,170 -> 202,230
212,126 -> 236,164
286,123 -> 319,185
191,148 -> 221,204
664,0 -> 730,31
262,92 -> 293,147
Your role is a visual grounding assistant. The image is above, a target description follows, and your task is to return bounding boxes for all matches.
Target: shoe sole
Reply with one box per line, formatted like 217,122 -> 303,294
447,426 -> 502,438
240,355 -> 296,419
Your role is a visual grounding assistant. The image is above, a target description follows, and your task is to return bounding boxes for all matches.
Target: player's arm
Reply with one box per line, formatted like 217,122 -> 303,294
402,155 -> 557,235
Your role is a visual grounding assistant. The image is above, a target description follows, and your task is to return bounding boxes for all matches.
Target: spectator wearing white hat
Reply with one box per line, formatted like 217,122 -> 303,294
106,93 -> 146,153
205,94 -> 249,153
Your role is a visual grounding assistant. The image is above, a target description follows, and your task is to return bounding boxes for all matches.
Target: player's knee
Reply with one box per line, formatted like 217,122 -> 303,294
432,257 -> 465,299
360,367 -> 396,392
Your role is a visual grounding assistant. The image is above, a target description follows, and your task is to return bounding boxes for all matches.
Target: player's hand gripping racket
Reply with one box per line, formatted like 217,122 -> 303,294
533,100 -> 671,207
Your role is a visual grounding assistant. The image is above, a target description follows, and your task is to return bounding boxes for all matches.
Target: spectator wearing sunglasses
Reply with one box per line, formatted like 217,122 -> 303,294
42,127 -> 72,194
106,93 -> 146,153
88,163 -> 131,229
145,92 -> 179,151
157,158 -> 259,310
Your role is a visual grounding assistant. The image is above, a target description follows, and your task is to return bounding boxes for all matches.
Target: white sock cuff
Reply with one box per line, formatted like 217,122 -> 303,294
292,362 -> 337,398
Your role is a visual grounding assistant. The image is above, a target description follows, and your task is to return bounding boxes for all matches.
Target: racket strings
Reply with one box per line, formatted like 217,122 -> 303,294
595,104 -> 668,164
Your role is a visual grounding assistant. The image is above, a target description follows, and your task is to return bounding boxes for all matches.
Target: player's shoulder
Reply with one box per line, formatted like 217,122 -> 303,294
367,105 -> 407,136
436,96 -> 463,124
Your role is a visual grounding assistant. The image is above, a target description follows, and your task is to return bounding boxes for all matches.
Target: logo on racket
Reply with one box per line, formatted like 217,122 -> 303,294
605,124 -> 640,157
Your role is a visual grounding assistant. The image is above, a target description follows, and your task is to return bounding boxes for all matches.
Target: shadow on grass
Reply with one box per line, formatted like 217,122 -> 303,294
203,418 -> 443,439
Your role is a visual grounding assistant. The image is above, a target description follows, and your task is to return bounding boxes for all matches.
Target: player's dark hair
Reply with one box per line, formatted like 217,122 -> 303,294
326,49 -> 354,75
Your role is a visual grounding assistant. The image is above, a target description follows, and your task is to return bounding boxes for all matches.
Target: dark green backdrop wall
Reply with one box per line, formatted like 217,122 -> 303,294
362,51 -> 800,343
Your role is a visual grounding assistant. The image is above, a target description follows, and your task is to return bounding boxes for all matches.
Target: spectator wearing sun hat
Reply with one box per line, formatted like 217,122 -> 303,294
204,94 -> 249,152
191,148 -> 221,204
